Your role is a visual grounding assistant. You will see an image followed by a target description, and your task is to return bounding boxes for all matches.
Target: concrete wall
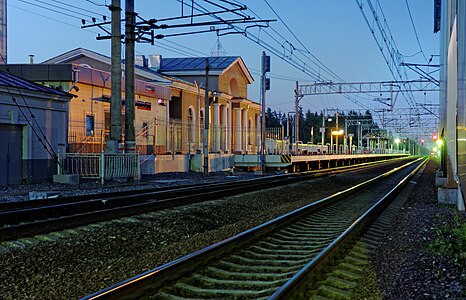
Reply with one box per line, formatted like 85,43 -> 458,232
0,87 -> 70,184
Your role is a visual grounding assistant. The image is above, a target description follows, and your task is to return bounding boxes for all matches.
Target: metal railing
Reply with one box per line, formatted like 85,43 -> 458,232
57,152 -> 140,184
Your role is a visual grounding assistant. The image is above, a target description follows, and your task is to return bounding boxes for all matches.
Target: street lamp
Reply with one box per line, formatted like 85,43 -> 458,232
394,138 -> 400,152
331,129 -> 344,154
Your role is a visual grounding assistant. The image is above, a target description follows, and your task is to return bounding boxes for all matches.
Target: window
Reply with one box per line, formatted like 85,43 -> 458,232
86,115 -> 95,136
142,122 -> 148,137
187,108 -> 194,142
248,118 -> 252,144
200,110 -> 204,140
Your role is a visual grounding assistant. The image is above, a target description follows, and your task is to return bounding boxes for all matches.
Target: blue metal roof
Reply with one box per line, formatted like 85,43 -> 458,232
0,71 -> 70,96
160,56 -> 239,72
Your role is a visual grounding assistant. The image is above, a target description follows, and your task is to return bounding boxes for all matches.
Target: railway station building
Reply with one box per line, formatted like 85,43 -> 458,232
0,48 -> 260,175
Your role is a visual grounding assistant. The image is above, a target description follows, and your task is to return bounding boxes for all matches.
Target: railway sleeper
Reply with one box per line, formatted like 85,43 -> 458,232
159,281 -> 277,299
184,273 -> 288,289
248,245 -> 320,255
257,240 -> 326,250
240,249 -> 317,261
203,266 -> 295,280
227,254 -> 310,267
216,260 -> 302,273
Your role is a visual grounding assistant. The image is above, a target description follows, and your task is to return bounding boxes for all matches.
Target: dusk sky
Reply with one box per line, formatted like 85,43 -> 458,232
8,0 -> 439,117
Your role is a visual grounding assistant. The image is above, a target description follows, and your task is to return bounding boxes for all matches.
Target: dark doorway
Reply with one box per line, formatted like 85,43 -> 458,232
0,124 -> 23,186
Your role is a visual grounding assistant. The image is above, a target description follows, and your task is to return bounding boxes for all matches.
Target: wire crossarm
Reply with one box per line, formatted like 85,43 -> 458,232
298,80 -> 439,96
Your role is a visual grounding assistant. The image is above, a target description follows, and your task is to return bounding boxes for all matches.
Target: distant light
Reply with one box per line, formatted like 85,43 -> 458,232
331,129 -> 344,135
433,146 -> 438,152
436,139 -> 443,147
394,138 -> 401,144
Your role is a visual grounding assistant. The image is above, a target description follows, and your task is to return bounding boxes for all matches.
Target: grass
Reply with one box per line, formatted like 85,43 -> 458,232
428,214 -> 466,264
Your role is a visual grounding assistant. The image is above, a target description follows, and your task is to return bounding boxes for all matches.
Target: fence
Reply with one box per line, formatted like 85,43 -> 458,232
68,118 -> 263,155
58,152 -> 140,184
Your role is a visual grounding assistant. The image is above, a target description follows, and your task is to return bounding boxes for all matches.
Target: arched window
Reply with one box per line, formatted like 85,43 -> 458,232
229,78 -> 240,97
199,109 -> 204,140
248,118 -> 253,144
187,107 -> 195,142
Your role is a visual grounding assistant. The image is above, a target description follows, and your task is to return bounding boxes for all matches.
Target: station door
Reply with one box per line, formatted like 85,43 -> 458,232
0,124 -> 22,186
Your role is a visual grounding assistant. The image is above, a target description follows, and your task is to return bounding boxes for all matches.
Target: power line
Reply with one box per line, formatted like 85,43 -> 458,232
83,0 -> 107,7
18,0 -> 86,20
8,3 -> 101,35
404,0 -> 428,63
50,0 -> 109,19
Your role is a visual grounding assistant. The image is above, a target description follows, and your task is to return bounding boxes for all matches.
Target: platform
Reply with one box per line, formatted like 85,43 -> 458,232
234,153 -> 410,170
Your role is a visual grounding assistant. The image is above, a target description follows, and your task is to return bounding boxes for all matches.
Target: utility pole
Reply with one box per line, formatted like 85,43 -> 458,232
260,52 -> 270,173
321,109 -> 325,147
107,0 -> 122,153
203,59 -> 210,175
295,81 -> 300,154
124,0 -> 136,152
335,111 -> 339,154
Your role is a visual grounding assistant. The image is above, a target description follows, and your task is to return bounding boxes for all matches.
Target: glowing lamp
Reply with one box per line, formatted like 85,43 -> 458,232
157,98 -> 166,106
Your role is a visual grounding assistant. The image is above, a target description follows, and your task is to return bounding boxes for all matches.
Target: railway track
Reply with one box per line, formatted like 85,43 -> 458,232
83,157 -> 426,300
0,157 -> 413,242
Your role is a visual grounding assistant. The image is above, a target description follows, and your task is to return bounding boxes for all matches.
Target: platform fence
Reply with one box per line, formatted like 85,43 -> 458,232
57,152 -> 140,184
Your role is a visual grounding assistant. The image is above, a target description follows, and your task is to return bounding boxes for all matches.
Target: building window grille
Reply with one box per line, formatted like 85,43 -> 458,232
86,115 -> 95,136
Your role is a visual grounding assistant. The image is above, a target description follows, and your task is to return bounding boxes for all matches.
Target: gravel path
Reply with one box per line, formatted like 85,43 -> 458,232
371,160 -> 466,299
0,159 -> 464,299
0,172 -> 258,203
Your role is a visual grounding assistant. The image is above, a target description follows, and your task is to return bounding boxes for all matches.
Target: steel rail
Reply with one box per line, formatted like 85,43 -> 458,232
269,157 -> 428,299
0,156 -> 410,212
0,158 -> 414,242
81,157 -> 424,299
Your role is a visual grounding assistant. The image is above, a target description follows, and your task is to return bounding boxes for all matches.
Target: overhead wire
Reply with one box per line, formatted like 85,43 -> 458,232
50,0 -> 110,20
8,3 -> 102,35
172,0 -> 371,109
404,0 -> 428,62
18,0 -> 87,20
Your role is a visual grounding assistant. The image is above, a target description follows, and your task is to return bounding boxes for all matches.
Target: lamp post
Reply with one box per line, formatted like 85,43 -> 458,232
327,117 -> 333,153
332,129 -> 344,155
394,138 -> 400,153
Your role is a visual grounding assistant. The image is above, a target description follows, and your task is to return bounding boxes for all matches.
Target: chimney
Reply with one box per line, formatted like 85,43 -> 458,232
148,54 -> 162,71
135,55 -> 147,68
29,54 -> 35,64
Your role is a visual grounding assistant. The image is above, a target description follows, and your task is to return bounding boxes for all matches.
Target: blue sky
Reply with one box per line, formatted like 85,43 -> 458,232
7,0 -> 439,117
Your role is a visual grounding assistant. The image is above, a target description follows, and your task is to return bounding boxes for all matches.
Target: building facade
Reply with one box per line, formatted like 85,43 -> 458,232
438,0 -> 465,210
1,48 -> 261,174
0,71 -> 72,185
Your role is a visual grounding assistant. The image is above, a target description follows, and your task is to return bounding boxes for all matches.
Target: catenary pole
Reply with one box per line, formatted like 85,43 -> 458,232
124,0 -> 136,152
260,52 -> 266,172
295,81 -> 299,154
108,0 -> 122,153
203,59 -> 210,175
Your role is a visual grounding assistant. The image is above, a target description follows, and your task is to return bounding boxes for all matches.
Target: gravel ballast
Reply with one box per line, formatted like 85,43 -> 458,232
0,159 -> 464,299
371,160 -> 466,299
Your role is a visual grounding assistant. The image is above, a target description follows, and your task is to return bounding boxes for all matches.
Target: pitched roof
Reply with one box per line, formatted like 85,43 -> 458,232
43,48 -> 171,84
159,56 -> 254,83
0,71 -> 71,97
160,57 -> 238,72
